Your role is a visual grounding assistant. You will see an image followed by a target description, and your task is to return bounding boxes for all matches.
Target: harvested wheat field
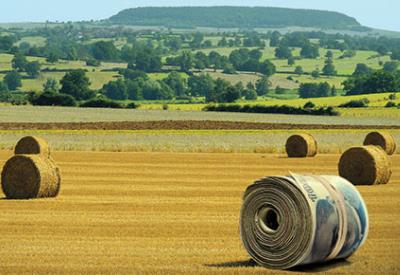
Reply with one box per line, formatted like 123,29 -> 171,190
0,150 -> 398,274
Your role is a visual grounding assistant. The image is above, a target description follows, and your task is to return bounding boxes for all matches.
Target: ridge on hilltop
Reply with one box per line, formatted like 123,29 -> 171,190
109,6 -> 365,31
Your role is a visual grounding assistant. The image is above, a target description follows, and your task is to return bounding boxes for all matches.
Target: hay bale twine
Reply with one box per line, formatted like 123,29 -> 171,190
1,155 -> 61,199
364,131 -> 397,155
285,134 -> 317,158
339,146 -> 391,185
14,136 -> 51,158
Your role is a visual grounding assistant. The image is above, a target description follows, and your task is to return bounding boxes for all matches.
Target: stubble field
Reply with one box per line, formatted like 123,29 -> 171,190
0,151 -> 398,274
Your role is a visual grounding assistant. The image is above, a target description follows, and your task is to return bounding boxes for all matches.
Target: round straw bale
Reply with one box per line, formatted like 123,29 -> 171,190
1,155 -> 61,199
364,131 -> 397,155
285,134 -> 317,158
14,136 -> 51,158
339,146 -> 392,185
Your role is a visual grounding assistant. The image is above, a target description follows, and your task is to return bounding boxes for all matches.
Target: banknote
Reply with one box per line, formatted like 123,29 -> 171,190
239,173 -> 368,269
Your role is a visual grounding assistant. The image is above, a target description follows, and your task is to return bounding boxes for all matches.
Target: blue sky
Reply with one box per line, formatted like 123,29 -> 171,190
1,0 -> 398,31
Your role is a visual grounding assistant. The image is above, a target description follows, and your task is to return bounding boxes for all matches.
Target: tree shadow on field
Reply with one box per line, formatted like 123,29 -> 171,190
205,258 -> 351,272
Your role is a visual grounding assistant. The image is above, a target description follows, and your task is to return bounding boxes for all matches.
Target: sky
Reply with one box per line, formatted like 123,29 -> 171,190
1,0 -> 399,32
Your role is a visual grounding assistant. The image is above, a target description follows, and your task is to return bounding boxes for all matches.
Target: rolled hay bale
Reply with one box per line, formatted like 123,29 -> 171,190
14,136 -> 51,158
339,146 -> 392,185
285,134 -> 317,158
363,131 -> 397,155
1,155 -> 61,199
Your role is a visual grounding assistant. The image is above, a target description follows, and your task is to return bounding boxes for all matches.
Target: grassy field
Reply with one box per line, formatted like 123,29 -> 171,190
0,43 -> 391,93
197,46 -> 389,89
0,106 -> 398,125
197,46 -> 389,76
15,36 -> 47,47
0,129 -> 399,154
0,53 -> 125,91
0,150 -> 398,273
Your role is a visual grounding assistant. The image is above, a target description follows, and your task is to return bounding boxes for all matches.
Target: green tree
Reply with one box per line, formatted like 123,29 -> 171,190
223,63 -> 236,74
258,60 -> 276,76
275,45 -> 292,59
300,43 -> 320,59
163,71 -> 188,98
322,59 -> 337,76
91,41 -> 119,61
46,53 -> 59,63
288,56 -> 295,66
188,74 -> 215,98
212,78 -> 230,103
60,70 -> 93,100
311,69 -> 320,78
189,32 -> 204,48
0,35 -> 15,51
255,76 -> 271,96
244,88 -> 257,100
391,49 -> 400,61
4,71 -> 22,91
234,82 -> 245,97
25,61 -> 41,78
353,63 -> 371,77
331,85 -> 338,96
102,79 -> 128,100
133,51 -> 162,73
343,70 -> 400,95
295,66 -> 304,75
142,80 -> 173,100
269,31 -> 281,47
43,78 -> 60,93
178,51 -> 194,72
383,61 -> 399,73
165,37 -> 182,52
217,86 -> 240,103
299,82 -> 332,98
0,81 -> 9,94
218,37 -> 228,47
12,53 -> 27,72
325,50 -> 334,59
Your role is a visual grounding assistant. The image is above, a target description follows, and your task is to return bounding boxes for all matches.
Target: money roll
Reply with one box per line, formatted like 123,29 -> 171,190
240,174 -> 368,269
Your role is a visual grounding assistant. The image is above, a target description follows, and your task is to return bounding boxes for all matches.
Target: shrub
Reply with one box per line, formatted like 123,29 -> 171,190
30,92 -> 77,107
385,101 -> 397,108
203,104 -> 339,116
303,101 -> 316,109
339,98 -> 369,108
80,98 -> 123,108
86,59 -> 101,67
126,102 -> 140,109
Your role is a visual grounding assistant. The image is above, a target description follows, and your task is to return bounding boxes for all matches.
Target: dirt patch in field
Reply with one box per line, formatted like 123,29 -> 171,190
0,120 -> 399,131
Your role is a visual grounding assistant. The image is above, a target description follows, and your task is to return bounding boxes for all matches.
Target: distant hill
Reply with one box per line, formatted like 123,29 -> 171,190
109,6 -> 365,31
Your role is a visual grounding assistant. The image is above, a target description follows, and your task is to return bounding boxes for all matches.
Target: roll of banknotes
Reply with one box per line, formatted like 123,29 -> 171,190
240,173 -> 368,269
